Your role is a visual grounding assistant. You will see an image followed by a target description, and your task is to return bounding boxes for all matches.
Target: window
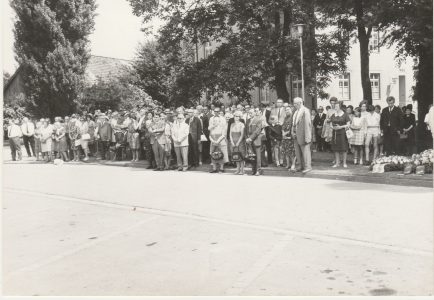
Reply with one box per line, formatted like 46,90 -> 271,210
258,86 -> 270,104
370,73 -> 381,100
338,73 -> 351,100
291,75 -> 302,98
369,28 -> 380,52
204,42 -> 213,59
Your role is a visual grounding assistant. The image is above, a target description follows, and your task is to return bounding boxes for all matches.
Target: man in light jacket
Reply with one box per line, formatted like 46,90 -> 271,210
292,97 -> 312,173
172,113 -> 190,171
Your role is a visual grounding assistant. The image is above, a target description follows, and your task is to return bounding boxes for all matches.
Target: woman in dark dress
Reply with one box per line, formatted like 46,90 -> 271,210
401,104 -> 416,155
330,101 -> 351,168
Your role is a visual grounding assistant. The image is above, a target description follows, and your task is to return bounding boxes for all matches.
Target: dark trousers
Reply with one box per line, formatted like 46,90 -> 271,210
202,140 -> 210,163
9,137 -> 22,161
23,135 -> 35,156
100,141 -> 110,160
316,129 -> 325,151
250,144 -> 262,174
265,129 -> 273,164
383,127 -> 400,155
188,135 -> 199,166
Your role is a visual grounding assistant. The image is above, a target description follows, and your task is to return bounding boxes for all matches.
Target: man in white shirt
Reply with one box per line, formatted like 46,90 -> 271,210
270,99 -> 287,125
171,113 -> 190,171
21,117 -> 36,157
8,119 -> 23,161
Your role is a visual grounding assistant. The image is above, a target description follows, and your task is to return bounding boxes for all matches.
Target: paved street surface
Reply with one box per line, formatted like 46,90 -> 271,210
2,161 -> 433,296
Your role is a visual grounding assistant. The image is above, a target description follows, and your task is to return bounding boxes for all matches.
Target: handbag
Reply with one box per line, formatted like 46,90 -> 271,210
231,146 -> 243,162
211,147 -> 224,160
74,139 -> 81,147
345,128 -> 354,139
245,144 -> 256,161
81,133 -> 91,140
200,134 -> 208,142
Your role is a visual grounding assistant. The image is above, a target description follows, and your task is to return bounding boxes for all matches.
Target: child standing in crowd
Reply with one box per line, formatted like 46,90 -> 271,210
349,107 -> 364,165
374,105 -> 384,156
268,116 -> 283,167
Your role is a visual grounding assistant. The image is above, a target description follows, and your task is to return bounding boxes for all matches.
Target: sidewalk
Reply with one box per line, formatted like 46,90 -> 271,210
4,147 -> 432,188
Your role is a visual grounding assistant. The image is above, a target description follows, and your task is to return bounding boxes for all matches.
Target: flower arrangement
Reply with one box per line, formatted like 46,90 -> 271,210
371,149 -> 433,174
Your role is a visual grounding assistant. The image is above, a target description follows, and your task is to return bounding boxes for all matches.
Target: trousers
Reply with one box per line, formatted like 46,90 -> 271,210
23,135 -> 35,156
9,137 -> 22,161
174,146 -> 189,168
294,140 -> 312,170
152,142 -> 165,168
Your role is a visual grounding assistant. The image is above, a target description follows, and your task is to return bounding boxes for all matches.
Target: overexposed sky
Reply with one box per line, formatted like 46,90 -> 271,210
2,0 -> 159,75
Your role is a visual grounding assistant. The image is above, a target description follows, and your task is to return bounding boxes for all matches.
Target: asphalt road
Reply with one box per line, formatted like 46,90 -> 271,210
2,162 -> 433,296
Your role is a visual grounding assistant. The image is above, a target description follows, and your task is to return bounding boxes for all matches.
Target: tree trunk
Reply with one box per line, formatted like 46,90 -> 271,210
274,62 -> 290,102
304,0 -> 316,108
415,46 -> 433,151
358,34 -> 372,105
355,0 -> 373,105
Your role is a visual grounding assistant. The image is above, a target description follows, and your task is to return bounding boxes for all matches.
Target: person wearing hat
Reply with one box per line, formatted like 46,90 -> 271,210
94,114 -> 112,160
186,109 -> 203,169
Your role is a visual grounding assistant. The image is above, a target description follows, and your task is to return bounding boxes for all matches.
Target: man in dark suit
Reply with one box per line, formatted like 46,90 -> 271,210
313,106 -> 327,151
380,96 -> 403,155
245,108 -> 264,176
200,105 -> 211,164
260,103 -> 272,165
186,109 -> 203,168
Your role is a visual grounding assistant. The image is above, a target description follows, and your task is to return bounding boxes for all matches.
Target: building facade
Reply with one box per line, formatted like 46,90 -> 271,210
193,28 -> 416,110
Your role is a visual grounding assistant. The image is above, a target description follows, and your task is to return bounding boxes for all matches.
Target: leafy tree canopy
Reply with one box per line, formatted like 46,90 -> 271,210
12,0 -> 97,118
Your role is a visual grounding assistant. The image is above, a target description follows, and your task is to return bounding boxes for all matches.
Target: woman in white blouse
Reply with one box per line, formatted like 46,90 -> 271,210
364,105 -> 381,163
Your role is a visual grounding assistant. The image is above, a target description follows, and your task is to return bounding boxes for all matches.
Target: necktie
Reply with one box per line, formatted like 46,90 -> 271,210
278,108 -> 281,119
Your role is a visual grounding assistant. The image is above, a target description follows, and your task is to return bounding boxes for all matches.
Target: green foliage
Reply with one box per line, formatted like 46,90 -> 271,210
81,73 -> 158,113
128,0 -> 350,102
11,0 -> 97,118
132,41 -> 201,107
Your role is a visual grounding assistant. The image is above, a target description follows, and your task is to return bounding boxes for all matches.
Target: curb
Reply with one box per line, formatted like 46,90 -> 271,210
4,158 -> 432,188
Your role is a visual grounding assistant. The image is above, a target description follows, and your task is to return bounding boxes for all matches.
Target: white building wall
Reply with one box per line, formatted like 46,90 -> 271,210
318,38 -> 416,110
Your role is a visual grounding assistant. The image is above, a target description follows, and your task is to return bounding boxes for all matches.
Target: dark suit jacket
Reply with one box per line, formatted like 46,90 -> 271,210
201,114 -> 210,137
186,116 -> 202,141
380,106 -> 403,132
315,113 -> 326,127
245,116 -> 263,146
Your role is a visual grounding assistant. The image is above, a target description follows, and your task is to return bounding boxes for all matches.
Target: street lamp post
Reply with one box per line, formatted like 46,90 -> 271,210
293,24 -> 305,102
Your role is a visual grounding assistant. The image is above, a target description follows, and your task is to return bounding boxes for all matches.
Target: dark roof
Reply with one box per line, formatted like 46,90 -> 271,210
3,55 -> 133,93
85,55 -> 132,83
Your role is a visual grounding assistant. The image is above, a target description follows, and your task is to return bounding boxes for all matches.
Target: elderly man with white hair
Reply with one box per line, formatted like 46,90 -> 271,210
291,97 -> 313,173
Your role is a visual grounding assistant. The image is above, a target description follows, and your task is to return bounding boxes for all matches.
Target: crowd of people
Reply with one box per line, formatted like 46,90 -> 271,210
6,95 -> 433,175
